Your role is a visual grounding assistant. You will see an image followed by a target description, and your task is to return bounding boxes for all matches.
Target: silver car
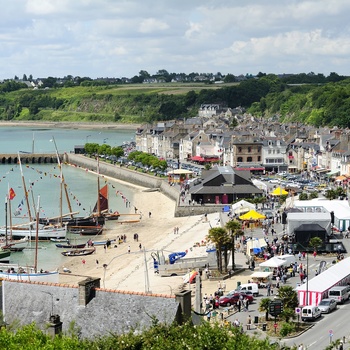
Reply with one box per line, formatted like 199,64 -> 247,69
318,298 -> 337,313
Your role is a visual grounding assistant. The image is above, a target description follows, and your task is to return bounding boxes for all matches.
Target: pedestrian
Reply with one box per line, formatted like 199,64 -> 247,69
148,211 -> 151,218
174,227 -> 176,234
267,283 -> 271,296
313,250 -> 317,259
222,281 -> 226,292
82,259 -> 86,266
176,227 -> 179,234
207,310 -> 211,322
96,259 -> 99,266
237,300 -> 241,312
128,245 -> 131,253
139,243 -> 142,250
246,315 -> 252,330
245,298 -> 249,311
104,245 -> 106,253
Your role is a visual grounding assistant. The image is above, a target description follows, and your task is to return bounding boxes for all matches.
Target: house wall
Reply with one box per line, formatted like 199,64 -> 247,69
2,280 -> 178,339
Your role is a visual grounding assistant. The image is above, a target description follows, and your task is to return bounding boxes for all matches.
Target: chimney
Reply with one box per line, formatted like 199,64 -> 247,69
175,290 -> 192,325
47,314 -> 62,337
78,277 -> 101,306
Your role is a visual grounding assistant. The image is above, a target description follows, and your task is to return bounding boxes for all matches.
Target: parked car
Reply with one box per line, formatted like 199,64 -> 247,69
318,298 -> 337,313
219,292 -> 254,307
301,305 -> 322,321
262,210 -> 274,220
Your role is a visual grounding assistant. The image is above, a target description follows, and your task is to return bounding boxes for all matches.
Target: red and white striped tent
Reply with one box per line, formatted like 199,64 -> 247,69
296,257 -> 350,306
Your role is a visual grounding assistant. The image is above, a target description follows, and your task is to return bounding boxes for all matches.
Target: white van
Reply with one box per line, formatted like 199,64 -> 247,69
236,283 -> 259,297
301,306 -> 322,321
328,286 -> 350,304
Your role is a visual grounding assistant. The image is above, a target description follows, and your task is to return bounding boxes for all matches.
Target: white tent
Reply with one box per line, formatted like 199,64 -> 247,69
232,200 -> 255,214
246,238 -> 267,257
259,257 -> 287,269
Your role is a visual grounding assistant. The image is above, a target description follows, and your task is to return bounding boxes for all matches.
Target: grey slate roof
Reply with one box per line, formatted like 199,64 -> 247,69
2,280 -> 179,339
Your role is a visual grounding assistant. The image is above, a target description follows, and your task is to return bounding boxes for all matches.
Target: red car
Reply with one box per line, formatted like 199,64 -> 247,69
219,292 -> 254,307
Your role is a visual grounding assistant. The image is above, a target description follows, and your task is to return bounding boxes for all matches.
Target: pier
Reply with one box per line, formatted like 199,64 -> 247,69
0,153 -> 63,164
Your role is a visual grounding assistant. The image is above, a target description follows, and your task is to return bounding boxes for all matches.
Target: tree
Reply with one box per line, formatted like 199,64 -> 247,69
309,237 -> 323,253
22,74 -> 27,81
277,286 -> 298,310
225,220 -> 243,271
207,227 -> 229,273
259,298 -> 271,321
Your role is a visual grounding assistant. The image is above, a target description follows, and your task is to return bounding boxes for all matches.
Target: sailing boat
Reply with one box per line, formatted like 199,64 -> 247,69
0,196 -> 59,282
0,187 -> 29,252
0,155 -> 67,240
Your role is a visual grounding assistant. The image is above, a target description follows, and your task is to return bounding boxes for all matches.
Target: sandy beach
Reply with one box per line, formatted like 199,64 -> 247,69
58,184 -> 217,295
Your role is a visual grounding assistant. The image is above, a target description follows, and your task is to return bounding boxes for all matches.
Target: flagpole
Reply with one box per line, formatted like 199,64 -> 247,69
8,184 -> 13,240
5,196 -> 8,245
18,153 -> 33,222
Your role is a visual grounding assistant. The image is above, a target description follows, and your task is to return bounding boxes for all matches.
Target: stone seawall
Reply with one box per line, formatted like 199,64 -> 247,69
65,153 -> 225,217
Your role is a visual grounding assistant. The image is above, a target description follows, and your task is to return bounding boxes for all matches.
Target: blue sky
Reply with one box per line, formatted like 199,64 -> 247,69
1,0 -> 349,79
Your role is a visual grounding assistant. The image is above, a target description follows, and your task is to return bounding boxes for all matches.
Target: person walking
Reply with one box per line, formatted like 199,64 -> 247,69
246,315 -> 252,330
127,245 -> 131,254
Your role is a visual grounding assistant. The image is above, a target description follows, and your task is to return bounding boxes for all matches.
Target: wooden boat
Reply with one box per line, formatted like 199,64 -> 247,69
0,195 -> 60,283
0,250 -> 11,263
0,224 -> 67,240
1,237 -> 29,252
0,264 -> 59,282
55,242 -> 86,249
69,226 -> 104,236
61,247 -> 95,256
50,237 -> 68,242
92,238 -> 116,246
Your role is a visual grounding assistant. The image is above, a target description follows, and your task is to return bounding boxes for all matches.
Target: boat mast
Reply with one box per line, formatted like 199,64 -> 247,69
97,156 -> 101,215
52,136 -> 74,220
34,196 -> 40,273
18,153 -> 33,222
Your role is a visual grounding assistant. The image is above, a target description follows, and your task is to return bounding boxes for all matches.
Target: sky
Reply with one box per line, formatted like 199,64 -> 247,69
1,0 -> 350,80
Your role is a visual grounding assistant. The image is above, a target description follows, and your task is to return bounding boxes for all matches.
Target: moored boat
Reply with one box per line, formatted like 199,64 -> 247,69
0,224 -> 67,240
55,242 -> 86,249
61,247 -> 95,256
92,238 -> 116,246
0,264 -> 59,282
69,226 -> 104,236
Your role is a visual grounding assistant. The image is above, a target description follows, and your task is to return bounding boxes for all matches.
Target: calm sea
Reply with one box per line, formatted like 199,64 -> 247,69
0,125 -> 136,270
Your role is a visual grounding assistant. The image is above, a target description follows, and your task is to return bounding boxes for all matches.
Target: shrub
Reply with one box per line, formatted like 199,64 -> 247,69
280,322 -> 296,337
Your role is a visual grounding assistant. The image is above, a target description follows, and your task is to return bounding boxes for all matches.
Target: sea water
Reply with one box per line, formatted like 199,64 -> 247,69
0,125 -> 136,270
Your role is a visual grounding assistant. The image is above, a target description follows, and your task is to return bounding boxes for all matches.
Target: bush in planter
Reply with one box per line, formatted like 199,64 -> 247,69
280,322 -> 295,337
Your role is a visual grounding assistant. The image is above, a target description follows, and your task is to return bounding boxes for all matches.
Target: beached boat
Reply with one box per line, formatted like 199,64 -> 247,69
61,247 -> 95,257
92,238 -> 116,246
55,242 -> 86,249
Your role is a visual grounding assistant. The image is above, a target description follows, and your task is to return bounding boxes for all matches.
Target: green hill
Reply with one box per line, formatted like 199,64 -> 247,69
1,77 -> 350,127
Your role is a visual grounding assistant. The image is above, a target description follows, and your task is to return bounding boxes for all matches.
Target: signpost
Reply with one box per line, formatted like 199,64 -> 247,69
329,330 -> 333,344
295,307 -> 301,330
269,300 -> 283,334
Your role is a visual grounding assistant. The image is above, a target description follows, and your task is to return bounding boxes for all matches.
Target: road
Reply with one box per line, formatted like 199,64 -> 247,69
220,207 -> 350,349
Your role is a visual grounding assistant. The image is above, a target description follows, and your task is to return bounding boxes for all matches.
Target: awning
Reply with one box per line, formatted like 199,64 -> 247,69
235,167 -> 265,171
326,170 -> 340,177
191,156 -> 205,162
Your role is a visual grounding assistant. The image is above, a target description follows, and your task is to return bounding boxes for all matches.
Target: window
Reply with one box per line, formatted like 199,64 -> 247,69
268,150 -> 272,154
238,147 -> 242,153
258,156 -> 261,161
247,157 -> 252,162
248,147 -> 251,153
257,147 -> 261,152
237,157 -> 243,162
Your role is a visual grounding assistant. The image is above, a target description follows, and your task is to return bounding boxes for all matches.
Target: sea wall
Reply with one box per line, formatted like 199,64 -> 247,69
65,153 -> 225,217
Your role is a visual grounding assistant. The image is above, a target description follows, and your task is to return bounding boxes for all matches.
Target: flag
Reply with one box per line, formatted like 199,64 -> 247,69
8,188 -> 16,200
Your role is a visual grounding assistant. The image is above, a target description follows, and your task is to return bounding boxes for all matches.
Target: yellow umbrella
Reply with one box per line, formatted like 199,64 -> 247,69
239,209 -> 266,220
271,187 -> 288,196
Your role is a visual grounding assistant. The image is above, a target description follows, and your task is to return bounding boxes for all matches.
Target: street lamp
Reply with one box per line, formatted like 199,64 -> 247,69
296,242 -> 309,306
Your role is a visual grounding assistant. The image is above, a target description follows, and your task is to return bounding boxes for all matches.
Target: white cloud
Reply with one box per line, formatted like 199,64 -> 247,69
0,0 -> 350,78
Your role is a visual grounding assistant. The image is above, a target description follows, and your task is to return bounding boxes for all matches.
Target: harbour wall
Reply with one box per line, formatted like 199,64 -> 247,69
64,153 -> 225,217
0,153 -> 61,164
